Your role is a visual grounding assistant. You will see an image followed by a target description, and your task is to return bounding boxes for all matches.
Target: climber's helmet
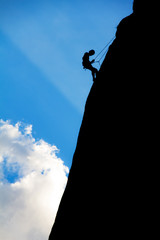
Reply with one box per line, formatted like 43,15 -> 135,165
89,50 -> 95,56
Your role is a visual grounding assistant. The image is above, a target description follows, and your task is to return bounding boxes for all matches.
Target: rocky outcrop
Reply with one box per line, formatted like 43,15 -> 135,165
49,1 -> 158,239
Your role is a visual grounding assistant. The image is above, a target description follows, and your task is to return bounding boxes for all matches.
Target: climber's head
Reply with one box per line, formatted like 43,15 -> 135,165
89,50 -> 95,56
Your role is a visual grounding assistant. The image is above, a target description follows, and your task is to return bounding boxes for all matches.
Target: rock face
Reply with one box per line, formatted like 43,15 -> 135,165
49,2 -> 157,239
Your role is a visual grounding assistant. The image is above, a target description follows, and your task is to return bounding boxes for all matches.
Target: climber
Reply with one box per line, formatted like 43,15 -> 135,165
82,50 -> 98,81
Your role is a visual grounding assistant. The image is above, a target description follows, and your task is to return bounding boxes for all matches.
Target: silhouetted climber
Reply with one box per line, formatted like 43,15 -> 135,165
82,50 -> 98,81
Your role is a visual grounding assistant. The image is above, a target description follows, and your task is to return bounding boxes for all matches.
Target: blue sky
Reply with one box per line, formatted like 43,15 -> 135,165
0,0 -> 133,170
0,1 -> 133,239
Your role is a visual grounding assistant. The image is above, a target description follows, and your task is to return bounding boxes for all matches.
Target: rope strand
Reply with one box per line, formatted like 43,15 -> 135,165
94,36 -> 115,63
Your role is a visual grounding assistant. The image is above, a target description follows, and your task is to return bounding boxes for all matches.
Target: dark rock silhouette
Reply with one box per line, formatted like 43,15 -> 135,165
49,1 -> 157,239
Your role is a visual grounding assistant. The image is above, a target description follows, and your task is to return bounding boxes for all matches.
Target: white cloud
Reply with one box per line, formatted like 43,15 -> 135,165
0,119 -> 69,240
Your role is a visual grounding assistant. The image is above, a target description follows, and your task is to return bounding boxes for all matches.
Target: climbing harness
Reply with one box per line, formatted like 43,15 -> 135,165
94,36 -> 115,66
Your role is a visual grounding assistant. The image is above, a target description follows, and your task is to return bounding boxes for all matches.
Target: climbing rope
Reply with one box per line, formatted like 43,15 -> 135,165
94,36 -> 115,66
